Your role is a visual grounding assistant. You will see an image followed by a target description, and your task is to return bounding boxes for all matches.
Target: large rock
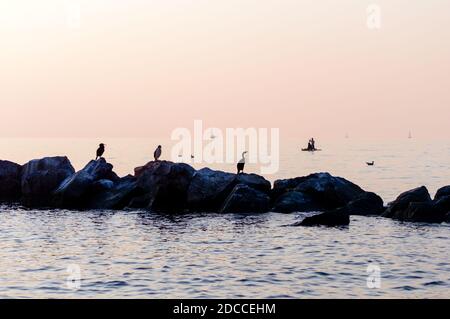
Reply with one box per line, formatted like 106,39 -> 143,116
271,191 -> 318,213
135,161 -> 196,212
340,192 -> 384,216
186,168 -> 271,211
21,156 -> 75,207
53,159 -> 119,208
382,186 -> 431,219
435,186 -> 450,200
87,175 -> 139,209
0,160 -> 22,202
292,211 -> 350,227
235,174 -> 271,193
220,184 -> 270,214
399,201 -> 446,223
273,173 -> 366,211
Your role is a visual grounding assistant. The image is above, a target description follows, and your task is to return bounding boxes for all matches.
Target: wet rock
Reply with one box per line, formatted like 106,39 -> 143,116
271,191 -> 318,213
273,173 -> 366,211
435,186 -> 450,200
0,160 -> 22,202
187,168 -> 236,211
292,211 -> 350,227
136,161 -> 196,212
235,173 -> 271,193
88,175 -> 139,209
53,159 -> 118,208
340,192 -> 384,216
187,168 -> 271,211
21,156 -> 75,207
382,186 -> 431,219
396,200 -> 448,223
220,184 -> 270,214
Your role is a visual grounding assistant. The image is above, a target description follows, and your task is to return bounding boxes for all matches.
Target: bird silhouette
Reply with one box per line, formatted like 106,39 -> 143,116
154,145 -> 162,161
96,143 -> 105,160
237,151 -> 247,174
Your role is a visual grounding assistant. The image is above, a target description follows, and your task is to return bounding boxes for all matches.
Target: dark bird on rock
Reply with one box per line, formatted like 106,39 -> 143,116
154,145 -> 162,161
237,151 -> 247,174
96,143 -> 105,160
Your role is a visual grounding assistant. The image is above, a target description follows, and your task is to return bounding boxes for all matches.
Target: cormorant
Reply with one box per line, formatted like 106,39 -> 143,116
154,145 -> 162,161
237,151 -> 247,174
96,143 -> 105,160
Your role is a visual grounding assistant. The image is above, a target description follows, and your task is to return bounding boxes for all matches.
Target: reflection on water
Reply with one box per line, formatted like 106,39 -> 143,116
0,208 -> 449,298
0,138 -> 449,298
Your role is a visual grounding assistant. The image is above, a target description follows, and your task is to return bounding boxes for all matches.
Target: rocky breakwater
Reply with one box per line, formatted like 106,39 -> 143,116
382,186 -> 450,223
2,156 -> 449,227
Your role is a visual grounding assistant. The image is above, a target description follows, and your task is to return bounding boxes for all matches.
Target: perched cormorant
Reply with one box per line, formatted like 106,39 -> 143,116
237,151 -> 247,174
366,161 -> 375,166
96,143 -> 105,160
154,145 -> 162,161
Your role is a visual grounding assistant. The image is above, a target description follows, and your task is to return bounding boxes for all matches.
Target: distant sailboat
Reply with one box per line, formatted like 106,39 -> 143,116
408,131 -> 412,139
345,132 -> 349,139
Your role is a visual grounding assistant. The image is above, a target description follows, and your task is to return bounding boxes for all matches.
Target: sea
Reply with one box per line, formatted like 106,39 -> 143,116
0,137 -> 449,298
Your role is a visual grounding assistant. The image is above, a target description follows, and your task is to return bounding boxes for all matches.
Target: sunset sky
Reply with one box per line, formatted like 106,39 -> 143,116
1,0 -> 449,139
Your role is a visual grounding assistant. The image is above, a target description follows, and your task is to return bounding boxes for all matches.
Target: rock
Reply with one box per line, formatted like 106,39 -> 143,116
136,161 -> 196,212
187,168 -> 271,211
292,211 -> 350,227
445,212 -> 450,223
91,179 -> 115,193
187,168 -> 237,210
397,201 -> 447,223
341,192 -> 384,216
273,173 -> 366,211
435,186 -> 450,200
88,175 -> 139,209
53,159 -> 119,208
382,186 -> 431,219
235,173 -> 271,193
435,195 -> 450,216
0,160 -> 22,202
21,156 -> 75,207
271,191 -> 318,213
220,184 -> 270,214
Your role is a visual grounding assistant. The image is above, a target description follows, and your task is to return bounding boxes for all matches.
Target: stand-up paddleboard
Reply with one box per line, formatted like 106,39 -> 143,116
301,148 -> 322,152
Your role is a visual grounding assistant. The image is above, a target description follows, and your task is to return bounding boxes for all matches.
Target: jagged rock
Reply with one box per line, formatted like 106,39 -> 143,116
186,168 -> 271,211
21,156 -> 75,207
135,161 -> 196,212
382,186 -> 431,219
272,173 -> 366,211
0,160 -> 22,202
53,159 -> 119,208
435,195 -> 450,219
435,186 -> 450,200
220,184 -> 270,214
88,175 -> 139,209
271,191 -> 318,213
235,173 -> 271,193
187,168 -> 237,211
340,192 -> 384,216
395,200 -> 448,223
292,211 -> 350,227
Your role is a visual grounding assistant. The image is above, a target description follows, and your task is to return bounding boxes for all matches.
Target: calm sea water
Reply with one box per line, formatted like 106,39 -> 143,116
0,138 -> 449,298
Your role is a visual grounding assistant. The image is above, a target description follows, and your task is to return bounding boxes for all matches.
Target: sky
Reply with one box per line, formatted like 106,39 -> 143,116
0,0 -> 449,139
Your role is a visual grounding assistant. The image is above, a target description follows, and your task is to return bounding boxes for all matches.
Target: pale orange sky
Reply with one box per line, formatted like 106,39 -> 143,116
0,0 -> 449,139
